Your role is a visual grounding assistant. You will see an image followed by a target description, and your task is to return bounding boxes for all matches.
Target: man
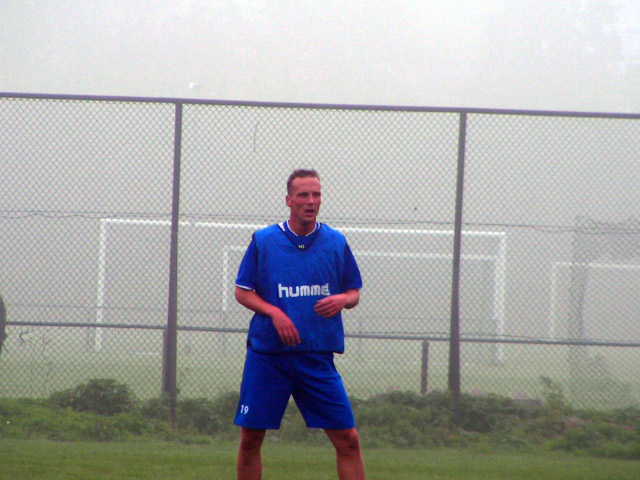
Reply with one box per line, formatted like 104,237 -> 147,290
234,169 -> 366,480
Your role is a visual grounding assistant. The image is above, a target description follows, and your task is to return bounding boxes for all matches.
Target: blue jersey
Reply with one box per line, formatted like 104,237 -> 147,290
236,222 -> 362,353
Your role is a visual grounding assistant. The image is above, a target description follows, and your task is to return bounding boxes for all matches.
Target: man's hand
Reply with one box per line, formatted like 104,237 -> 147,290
314,294 -> 348,318
270,310 -> 301,347
235,287 -> 301,347
315,289 -> 360,318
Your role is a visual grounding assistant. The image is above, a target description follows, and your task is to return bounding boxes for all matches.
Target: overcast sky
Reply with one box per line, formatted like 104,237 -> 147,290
1,0 -> 639,112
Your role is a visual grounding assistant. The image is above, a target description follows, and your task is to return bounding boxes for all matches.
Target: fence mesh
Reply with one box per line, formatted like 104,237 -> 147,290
1,94 -> 639,410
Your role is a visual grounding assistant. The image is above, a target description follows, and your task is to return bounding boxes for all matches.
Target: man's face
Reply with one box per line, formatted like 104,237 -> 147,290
286,176 -> 322,226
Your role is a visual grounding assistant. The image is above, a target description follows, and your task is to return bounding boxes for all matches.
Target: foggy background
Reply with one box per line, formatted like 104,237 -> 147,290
2,100 -> 639,346
2,0 -> 639,112
1,1 -> 639,405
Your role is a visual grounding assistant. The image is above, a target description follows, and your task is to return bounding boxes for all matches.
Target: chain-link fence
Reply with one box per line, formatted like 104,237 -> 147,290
1,93 -> 639,410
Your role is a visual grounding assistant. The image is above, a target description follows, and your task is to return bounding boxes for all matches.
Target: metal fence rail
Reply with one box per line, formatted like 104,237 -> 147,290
1,92 -> 639,410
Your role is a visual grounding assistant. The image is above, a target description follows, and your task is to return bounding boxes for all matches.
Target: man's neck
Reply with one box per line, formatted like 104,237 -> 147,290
288,220 -> 317,237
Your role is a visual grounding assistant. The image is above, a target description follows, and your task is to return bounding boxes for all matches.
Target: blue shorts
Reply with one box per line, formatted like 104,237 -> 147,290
234,347 -> 355,430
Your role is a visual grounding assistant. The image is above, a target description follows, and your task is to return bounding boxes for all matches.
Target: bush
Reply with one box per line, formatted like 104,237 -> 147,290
140,391 -> 240,437
459,393 -> 531,434
177,398 -> 222,435
49,378 -> 137,416
7,379 -> 637,460
140,395 -> 170,420
1,397 -> 148,442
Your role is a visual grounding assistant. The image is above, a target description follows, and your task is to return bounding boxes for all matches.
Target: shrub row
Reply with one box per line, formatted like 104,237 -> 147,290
0,378 -> 638,459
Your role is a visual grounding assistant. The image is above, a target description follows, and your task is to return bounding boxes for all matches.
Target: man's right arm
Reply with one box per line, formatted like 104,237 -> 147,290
234,287 -> 300,347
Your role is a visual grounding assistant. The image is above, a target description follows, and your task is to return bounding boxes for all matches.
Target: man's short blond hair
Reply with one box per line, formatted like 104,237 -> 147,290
287,169 -> 320,195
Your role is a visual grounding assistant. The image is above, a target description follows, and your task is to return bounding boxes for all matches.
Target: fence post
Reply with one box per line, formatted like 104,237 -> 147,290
0,293 -> 6,357
420,340 -> 429,395
448,111 -> 467,428
162,102 -> 184,429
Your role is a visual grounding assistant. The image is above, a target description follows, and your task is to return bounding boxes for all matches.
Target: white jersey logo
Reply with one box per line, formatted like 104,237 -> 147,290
278,283 -> 330,298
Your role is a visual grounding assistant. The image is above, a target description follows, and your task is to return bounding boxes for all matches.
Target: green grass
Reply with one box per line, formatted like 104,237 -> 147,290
1,438 -> 638,480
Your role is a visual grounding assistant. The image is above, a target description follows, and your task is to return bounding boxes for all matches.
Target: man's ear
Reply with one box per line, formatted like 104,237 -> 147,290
285,195 -> 291,207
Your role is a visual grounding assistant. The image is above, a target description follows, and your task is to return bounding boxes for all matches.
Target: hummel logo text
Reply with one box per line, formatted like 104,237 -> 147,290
278,283 -> 330,298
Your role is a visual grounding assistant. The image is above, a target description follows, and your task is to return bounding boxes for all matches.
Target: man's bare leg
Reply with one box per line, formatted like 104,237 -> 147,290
237,427 -> 266,480
325,428 -> 366,480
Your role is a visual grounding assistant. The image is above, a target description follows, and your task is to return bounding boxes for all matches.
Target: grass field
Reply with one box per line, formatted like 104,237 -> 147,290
1,438 -> 639,480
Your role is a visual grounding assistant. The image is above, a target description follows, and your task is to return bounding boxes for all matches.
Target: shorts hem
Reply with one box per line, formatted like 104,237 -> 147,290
305,422 -> 355,430
234,419 -> 282,430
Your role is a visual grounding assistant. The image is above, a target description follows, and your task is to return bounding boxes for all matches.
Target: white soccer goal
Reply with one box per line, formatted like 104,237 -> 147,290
342,228 -> 507,362
94,219 -> 507,360
548,260 -> 640,340
93,219 -> 263,351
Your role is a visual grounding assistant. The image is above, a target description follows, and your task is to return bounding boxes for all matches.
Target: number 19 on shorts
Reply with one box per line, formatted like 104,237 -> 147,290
239,404 -> 249,415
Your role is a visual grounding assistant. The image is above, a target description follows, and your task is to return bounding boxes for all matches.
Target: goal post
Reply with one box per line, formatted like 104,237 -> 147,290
340,227 -> 506,361
93,219 -> 507,360
93,218 -> 263,351
548,216 -> 640,343
548,260 -> 640,340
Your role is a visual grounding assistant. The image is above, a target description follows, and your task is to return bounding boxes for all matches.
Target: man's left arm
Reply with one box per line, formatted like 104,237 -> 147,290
314,288 -> 360,318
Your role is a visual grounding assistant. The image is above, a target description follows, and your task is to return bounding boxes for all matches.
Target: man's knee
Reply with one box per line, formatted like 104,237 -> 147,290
325,428 -> 361,456
239,427 -> 266,453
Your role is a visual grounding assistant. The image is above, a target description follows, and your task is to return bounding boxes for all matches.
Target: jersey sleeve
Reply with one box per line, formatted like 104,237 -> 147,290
235,236 -> 258,291
342,242 -> 363,291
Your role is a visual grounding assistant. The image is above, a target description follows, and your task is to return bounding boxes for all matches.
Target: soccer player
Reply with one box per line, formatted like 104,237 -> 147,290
234,169 -> 366,480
